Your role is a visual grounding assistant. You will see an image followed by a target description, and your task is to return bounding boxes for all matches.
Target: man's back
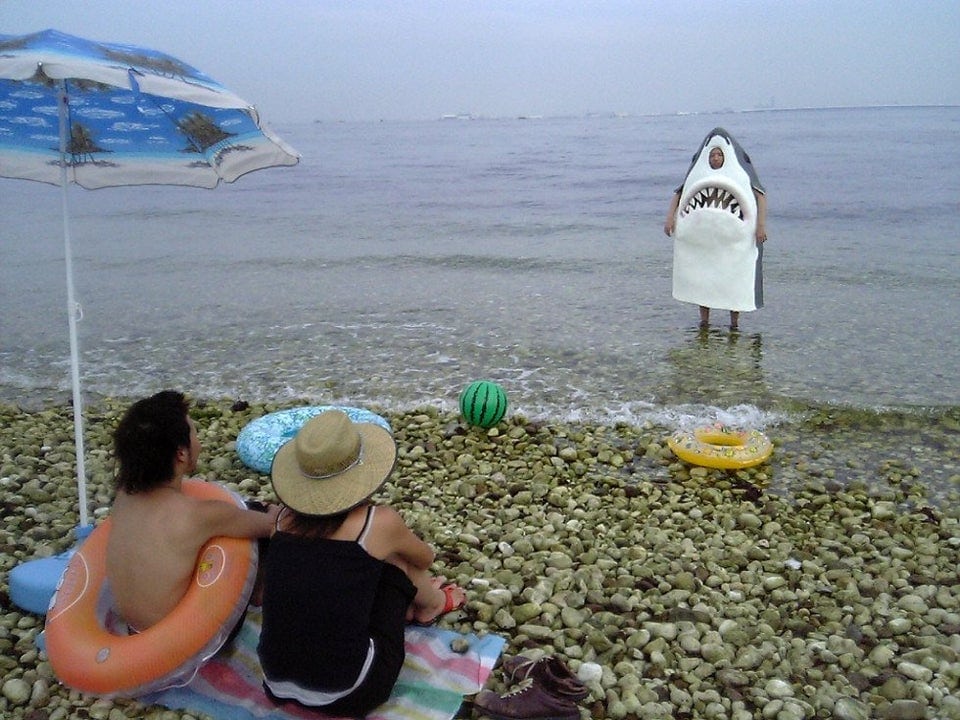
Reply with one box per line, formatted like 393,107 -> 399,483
106,487 -> 208,630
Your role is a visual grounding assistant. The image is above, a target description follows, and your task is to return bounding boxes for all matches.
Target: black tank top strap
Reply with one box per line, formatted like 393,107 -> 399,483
356,504 -> 376,548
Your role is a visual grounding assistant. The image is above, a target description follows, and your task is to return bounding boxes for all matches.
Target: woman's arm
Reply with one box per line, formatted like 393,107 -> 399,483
368,505 -> 435,570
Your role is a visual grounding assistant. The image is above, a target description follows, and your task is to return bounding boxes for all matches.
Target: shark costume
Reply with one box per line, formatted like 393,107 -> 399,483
671,128 -> 765,313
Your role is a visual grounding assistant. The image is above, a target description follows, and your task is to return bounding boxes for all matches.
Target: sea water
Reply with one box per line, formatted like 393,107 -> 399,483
1,106 -> 958,428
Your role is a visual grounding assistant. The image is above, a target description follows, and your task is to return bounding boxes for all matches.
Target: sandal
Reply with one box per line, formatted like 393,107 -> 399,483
412,582 -> 466,626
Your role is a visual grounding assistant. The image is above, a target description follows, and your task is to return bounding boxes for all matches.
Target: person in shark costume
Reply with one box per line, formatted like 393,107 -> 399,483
664,128 -> 768,329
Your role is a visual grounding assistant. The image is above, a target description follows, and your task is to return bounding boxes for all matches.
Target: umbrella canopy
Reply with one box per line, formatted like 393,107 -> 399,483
0,29 -> 299,530
0,28 -> 298,188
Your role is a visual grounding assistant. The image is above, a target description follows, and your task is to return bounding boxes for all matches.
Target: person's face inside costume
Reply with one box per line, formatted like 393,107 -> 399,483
709,147 -> 724,169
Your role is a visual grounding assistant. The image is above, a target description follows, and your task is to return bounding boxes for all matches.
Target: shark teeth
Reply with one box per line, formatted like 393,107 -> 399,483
681,187 -> 743,219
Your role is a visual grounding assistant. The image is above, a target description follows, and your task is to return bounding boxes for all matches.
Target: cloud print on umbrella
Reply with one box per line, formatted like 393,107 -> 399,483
0,29 -> 299,188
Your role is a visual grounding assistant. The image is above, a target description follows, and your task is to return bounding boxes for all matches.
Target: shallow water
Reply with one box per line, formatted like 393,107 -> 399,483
1,106 -> 959,426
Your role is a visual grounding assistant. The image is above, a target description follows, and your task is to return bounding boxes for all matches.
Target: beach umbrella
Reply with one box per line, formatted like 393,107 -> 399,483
1,29 -> 299,614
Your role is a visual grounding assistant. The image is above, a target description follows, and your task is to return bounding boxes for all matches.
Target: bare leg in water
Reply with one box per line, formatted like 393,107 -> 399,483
700,306 -> 740,330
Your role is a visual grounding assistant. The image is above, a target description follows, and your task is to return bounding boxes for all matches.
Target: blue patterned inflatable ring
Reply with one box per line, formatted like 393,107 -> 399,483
236,406 -> 392,474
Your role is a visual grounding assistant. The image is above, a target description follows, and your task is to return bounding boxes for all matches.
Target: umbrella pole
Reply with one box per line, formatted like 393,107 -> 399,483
8,82 -> 95,616
58,81 -> 89,529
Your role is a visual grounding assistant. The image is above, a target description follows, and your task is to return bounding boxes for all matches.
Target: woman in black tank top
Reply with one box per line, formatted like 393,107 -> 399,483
257,411 -> 466,716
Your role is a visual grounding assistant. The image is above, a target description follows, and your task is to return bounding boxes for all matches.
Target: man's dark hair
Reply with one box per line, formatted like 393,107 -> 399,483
114,390 -> 191,493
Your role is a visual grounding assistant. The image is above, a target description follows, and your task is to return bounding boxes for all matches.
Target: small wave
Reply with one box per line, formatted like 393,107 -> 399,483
647,403 -> 790,432
494,400 -> 791,430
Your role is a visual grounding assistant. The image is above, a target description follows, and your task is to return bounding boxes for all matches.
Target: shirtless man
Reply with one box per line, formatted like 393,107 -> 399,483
106,390 -> 278,630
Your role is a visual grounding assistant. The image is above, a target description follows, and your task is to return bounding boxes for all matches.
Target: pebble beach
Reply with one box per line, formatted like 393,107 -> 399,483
2,398 -> 959,720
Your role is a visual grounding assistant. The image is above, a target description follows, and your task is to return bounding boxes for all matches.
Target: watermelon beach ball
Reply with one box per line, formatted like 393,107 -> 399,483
459,380 -> 508,429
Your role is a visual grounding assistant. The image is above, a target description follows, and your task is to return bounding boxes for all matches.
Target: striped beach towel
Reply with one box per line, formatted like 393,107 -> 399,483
141,608 -> 506,720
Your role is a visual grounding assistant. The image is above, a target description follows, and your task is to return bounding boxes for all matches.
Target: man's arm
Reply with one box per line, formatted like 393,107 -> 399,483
754,189 -> 767,243
192,499 -> 279,544
664,190 -> 681,236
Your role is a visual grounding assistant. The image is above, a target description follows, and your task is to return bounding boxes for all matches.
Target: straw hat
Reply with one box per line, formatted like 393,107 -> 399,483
270,410 -> 396,516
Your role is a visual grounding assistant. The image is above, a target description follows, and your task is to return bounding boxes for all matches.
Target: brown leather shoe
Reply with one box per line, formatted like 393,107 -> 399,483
500,656 -> 589,701
474,678 -> 580,720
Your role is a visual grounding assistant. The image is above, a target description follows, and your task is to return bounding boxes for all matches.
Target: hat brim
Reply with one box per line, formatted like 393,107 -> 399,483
270,422 -> 396,516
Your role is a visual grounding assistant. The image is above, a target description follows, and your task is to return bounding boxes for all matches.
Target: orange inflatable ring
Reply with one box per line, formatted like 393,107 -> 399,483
44,480 -> 258,697
667,424 -> 772,470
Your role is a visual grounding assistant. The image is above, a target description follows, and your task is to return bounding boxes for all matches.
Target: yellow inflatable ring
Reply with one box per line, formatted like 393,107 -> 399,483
667,424 -> 772,469
44,480 -> 257,697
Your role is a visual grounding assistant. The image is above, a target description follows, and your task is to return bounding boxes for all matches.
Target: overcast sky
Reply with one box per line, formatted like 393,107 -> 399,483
3,1 -> 958,123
